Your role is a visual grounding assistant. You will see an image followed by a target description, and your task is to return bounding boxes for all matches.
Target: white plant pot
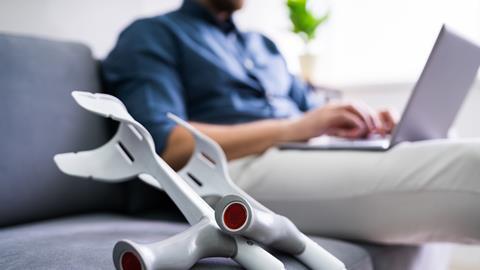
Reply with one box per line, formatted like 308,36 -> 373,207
299,52 -> 321,84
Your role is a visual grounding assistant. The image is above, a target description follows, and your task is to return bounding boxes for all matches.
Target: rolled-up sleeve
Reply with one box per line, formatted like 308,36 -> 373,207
102,19 -> 185,155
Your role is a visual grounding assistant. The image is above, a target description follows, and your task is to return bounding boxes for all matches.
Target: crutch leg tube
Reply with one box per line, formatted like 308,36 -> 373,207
232,236 -> 286,270
297,234 -> 347,270
215,195 -> 347,270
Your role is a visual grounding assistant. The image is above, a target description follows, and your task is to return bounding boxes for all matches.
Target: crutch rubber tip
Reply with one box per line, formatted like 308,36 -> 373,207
121,251 -> 142,270
222,202 -> 248,231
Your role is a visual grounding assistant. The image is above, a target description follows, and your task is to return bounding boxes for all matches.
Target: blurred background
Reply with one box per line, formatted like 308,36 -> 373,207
1,1 -> 479,269
1,0 -> 478,83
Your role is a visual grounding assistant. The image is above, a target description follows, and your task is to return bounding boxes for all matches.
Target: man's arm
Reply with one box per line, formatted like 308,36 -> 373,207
162,102 -> 396,170
163,118 -> 291,170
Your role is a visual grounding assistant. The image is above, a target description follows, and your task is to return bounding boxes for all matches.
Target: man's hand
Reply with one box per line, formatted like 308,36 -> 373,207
378,109 -> 397,134
286,102 -> 397,142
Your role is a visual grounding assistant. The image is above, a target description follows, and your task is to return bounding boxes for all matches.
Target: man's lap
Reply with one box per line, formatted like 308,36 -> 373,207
228,138 -> 480,243
229,138 -> 480,199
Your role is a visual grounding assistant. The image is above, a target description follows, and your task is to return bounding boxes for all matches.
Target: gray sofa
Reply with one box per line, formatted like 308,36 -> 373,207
0,33 -> 452,270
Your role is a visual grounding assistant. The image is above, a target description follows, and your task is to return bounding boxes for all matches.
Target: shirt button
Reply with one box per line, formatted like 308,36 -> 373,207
244,58 -> 255,70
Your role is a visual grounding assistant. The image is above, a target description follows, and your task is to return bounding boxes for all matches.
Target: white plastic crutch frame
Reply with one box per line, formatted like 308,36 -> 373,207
168,114 -> 346,270
54,91 -> 284,270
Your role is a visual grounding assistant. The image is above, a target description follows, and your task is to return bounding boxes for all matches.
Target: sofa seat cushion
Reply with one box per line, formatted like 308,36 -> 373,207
0,214 -> 372,270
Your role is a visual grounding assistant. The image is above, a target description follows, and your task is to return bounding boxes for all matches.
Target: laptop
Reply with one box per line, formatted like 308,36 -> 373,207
280,25 -> 480,151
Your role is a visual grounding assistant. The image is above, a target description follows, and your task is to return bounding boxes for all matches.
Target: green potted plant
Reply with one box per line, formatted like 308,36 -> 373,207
287,0 -> 330,83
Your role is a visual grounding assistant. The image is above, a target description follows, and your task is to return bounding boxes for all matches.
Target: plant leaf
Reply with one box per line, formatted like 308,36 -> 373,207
286,0 -> 330,42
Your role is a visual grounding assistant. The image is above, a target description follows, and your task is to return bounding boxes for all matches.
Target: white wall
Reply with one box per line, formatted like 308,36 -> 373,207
0,0 -> 181,59
323,0 -> 480,84
1,0 -> 478,85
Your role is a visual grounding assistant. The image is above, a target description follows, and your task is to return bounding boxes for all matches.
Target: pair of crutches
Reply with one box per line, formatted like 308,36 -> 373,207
54,91 -> 346,270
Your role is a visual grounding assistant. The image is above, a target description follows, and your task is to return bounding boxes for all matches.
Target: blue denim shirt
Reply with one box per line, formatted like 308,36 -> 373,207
102,0 -> 316,154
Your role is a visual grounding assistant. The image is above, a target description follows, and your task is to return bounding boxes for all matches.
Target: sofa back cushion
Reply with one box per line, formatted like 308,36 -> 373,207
0,34 -> 126,227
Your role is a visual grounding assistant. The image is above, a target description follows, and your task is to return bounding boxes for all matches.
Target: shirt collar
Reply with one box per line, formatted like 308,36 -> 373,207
180,0 -> 237,33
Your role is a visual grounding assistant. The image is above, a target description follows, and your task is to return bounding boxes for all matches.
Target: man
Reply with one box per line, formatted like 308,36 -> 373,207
103,0 -> 480,244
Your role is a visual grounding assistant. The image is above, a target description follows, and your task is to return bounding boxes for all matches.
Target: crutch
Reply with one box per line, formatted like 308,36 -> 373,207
168,114 -> 346,270
54,91 -> 284,270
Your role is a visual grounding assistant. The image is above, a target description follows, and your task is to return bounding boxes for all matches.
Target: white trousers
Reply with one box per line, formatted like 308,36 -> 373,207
228,138 -> 480,245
